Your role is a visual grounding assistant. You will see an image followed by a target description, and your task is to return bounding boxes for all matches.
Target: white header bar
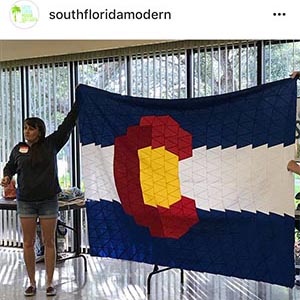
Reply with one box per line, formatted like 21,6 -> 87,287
1,0 -> 300,39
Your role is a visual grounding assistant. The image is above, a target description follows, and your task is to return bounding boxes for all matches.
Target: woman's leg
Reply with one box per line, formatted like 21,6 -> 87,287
40,217 -> 57,287
20,217 -> 37,287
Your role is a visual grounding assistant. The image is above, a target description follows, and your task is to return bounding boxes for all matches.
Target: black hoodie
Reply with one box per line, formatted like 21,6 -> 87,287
3,102 -> 78,202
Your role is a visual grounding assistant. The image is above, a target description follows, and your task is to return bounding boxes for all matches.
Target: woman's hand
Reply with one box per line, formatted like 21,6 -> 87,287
0,176 -> 10,187
287,160 -> 300,175
290,71 -> 300,79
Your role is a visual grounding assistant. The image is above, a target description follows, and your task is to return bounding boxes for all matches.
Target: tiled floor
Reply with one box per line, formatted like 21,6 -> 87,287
0,247 -> 300,300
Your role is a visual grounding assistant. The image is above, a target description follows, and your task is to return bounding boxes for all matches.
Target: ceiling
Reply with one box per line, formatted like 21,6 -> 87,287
0,40 -> 167,62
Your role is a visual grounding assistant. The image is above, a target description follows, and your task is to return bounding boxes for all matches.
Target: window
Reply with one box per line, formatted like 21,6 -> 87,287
28,63 -> 72,188
264,41 -> 300,84
0,67 -> 22,246
130,51 -> 186,99
78,57 -> 127,94
192,42 -> 257,96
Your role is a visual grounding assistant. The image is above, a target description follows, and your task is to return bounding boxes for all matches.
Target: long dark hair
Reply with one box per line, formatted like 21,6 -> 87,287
24,117 -> 47,167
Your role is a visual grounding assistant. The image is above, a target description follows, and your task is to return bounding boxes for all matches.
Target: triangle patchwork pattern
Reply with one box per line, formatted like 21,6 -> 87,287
78,78 -> 297,288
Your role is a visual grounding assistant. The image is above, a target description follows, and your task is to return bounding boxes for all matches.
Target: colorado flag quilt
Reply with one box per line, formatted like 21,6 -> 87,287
77,78 -> 297,287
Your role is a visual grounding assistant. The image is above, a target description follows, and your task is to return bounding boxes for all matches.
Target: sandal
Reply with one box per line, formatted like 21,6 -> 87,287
46,286 -> 57,296
24,285 -> 36,296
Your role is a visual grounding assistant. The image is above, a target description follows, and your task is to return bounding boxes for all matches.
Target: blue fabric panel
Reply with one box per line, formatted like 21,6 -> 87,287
86,200 -> 295,288
77,78 -> 297,149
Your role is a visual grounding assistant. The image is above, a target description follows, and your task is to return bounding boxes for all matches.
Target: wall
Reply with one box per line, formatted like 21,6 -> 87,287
0,40 -> 166,61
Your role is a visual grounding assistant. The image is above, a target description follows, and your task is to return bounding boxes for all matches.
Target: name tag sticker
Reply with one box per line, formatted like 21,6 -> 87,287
19,146 -> 29,153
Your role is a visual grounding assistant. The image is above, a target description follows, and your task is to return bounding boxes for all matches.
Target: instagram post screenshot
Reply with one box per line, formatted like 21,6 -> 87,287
0,0 -> 300,299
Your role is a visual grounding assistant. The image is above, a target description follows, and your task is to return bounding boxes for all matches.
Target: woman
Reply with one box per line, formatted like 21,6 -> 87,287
288,71 -> 300,174
1,99 -> 78,296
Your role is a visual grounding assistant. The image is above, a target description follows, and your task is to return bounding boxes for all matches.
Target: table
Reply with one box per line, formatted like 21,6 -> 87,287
0,197 -> 87,271
0,197 -> 85,211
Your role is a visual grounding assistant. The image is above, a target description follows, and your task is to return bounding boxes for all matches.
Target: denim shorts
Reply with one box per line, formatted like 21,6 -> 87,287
17,196 -> 59,219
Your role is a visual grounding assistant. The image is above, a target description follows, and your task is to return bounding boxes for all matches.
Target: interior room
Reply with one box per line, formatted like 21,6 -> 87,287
0,40 -> 300,300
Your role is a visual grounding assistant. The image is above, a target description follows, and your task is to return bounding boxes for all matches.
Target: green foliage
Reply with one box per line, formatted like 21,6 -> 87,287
59,172 -> 71,189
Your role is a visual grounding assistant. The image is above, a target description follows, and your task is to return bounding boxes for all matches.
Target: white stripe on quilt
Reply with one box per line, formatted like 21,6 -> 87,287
81,143 -> 295,217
